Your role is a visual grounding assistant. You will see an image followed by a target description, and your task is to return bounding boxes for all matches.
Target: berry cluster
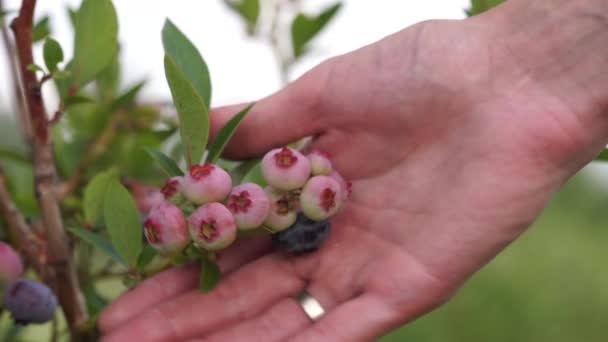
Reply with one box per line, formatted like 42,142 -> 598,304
0,242 -> 58,325
143,147 -> 351,256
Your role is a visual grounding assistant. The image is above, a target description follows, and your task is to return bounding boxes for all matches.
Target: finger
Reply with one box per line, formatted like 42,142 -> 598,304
98,265 -> 199,335
291,250 -> 451,342
209,61 -> 333,159
102,253 -> 306,342
199,247 -> 364,342
203,298 -> 310,342
99,234 -> 272,332
291,294 -> 402,342
199,221 -> 377,341
200,280 -> 344,342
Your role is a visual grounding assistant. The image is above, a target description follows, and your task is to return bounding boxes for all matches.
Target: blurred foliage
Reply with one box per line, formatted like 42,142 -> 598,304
291,2 -> 341,58
596,148 -> 608,161
466,0 -> 504,16
224,0 -> 260,35
0,1 -> 173,338
0,116 -> 36,216
226,0 -> 342,83
31,15 -> 51,42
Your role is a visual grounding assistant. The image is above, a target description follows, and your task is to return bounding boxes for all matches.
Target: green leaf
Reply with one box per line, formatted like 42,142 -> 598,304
164,56 -> 210,167
144,147 -> 184,177
242,161 -> 266,186
138,251 -> 171,277
64,94 -> 94,107
171,252 -> 189,266
96,52 -> 121,102
136,245 -> 159,274
43,38 -> 64,72
162,19 -> 212,109
83,284 -> 109,317
207,103 -> 254,163
71,0 -> 118,89
230,159 -> 260,185
103,179 -> 143,267
291,3 -> 342,58
27,63 -> 45,73
32,16 -> 50,43
595,149 -> 608,162
129,107 -> 162,131
67,6 -> 78,29
199,256 -> 221,292
109,81 -> 146,112
0,324 -> 23,342
466,0 -> 504,16
224,0 -> 260,35
68,227 -> 126,266
0,145 -> 29,164
53,70 -> 71,80
105,132 -> 165,183
83,170 -> 116,226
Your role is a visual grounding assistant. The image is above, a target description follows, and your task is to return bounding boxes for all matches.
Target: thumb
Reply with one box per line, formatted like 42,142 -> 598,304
209,61 -> 332,160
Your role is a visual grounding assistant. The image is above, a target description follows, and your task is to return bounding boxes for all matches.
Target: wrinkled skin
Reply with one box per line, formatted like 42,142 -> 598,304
99,1 -> 608,340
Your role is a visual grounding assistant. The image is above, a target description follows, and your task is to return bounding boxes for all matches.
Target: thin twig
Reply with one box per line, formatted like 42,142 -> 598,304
51,313 -> 59,342
93,258 -> 117,277
95,271 -> 130,281
48,108 -> 64,125
0,166 -> 46,276
39,72 -> 52,85
58,111 -> 122,199
10,0 -> 89,338
269,0 -> 291,85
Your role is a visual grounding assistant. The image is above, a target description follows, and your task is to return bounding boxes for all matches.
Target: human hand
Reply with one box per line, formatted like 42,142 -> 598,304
99,1 -> 608,340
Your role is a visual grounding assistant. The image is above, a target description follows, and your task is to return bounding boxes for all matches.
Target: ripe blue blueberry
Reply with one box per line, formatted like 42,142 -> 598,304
272,213 -> 331,254
3,278 -> 58,324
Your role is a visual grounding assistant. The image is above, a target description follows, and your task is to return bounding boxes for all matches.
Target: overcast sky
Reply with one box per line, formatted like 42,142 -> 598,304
0,0 -> 471,108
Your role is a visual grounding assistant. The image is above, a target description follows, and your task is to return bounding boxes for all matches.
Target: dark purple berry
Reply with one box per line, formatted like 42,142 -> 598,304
272,213 -> 331,254
3,278 -> 57,324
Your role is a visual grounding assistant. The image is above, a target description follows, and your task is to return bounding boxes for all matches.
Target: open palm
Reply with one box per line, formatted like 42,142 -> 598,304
99,14 -> 603,342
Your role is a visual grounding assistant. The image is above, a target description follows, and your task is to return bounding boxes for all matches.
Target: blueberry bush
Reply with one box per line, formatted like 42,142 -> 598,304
0,0 -> 346,340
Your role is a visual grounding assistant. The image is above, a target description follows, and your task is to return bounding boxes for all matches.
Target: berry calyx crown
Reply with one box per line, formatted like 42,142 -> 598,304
274,147 -> 298,168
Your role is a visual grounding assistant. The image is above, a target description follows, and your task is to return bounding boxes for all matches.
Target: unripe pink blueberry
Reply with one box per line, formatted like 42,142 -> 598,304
308,150 -> 333,176
226,183 -> 270,230
263,187 -> 297,232
182,164 -> 232,205
189,203 -> 237,251
131,182 -> 165,215
329,170 -> 352,201
261,147 -> 311,191
161,176 -> 184,203
0,242 -> 24,283
143,202 -> 189,256
300,175 -> 344,221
